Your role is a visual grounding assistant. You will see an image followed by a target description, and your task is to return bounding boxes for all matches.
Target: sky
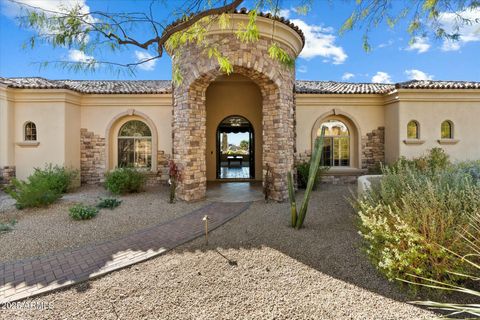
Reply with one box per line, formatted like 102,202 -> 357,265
0,0 -> 479,83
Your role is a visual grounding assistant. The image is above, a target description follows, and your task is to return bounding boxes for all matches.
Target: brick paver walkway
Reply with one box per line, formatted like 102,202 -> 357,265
0,201 -> 251,303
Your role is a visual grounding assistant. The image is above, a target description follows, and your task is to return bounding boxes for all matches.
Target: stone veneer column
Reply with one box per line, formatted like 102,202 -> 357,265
0,166 -> 15,185
172,34 -> 297,202
362,127 -> 385,172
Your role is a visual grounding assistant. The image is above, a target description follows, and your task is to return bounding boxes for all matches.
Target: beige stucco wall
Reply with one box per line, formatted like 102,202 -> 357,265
9,90 -> 83,180
384,98 -> 400,164
295,94 -> 385,169
80,94 -> 172,172
205,75 -> 263,181
395,90 -> 480,162
0,86 -> 15,167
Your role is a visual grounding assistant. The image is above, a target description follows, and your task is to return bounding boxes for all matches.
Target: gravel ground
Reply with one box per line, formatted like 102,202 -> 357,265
2,185 -> 439,319
0,185 -> 204,263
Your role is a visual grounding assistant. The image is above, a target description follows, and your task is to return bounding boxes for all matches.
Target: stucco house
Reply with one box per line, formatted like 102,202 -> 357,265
1,11 -> 479,202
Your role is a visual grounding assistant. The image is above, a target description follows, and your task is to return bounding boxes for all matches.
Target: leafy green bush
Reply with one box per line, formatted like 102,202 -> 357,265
4,164 -> 77,209
96,197 -> 122,209
29,164 -> 78,194
356,149 -> 480,286
104,168 -> 146,194
5,178 -> 62,209
69,204 -> 98,220
296,162 -> 329,189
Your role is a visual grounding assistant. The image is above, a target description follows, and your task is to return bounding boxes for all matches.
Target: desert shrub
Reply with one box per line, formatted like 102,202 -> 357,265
356,148 -> 480,286
0,220 -> 17,233
5,178 -> 62,209
297,162 -> 329,189
4,164 -> 77,209
104,168 -> 146,194
96,197 -> 122,209
29,164 -> 78,194
69,204 -> 98,220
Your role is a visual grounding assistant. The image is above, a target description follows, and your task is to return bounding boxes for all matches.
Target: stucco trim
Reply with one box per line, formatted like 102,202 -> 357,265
310,109 -> 363,168
438,139 -> 460,145
403,139 -> 426,145
104,109 -> 158,172
16,141 -> 40,147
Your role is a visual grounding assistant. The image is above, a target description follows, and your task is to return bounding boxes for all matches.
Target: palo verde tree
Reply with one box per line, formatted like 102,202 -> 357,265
8,0 -> 479,79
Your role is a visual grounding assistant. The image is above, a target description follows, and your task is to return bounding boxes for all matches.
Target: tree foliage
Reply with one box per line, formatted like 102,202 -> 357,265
340,0 -> 480,51
8,0 -> 479,75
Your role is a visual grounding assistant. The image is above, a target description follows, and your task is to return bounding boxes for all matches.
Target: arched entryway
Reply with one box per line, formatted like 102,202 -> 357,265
216,115 -> 255,179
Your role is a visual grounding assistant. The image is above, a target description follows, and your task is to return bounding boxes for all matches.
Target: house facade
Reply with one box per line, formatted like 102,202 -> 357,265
1,12 -> 480,201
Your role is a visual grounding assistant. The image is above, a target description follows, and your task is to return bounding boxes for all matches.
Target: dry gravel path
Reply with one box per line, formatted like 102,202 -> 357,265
1,185 -> 438,319
0,185 -> 204,263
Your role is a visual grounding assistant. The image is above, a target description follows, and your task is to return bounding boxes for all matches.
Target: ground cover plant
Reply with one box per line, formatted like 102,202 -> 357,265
104,167 -> 146,194
356,148 -> 480,286
0,220 -> 17,233
96,197 -> 122,209
5,164 -> 78,209
69,204 -> 99,220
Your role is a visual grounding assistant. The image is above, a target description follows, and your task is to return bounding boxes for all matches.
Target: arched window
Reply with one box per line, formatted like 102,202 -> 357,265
24,122 -> 37,141
118,120 -> 152,168
441,120 -> 453,139
407,120 -> 419,139
317,120 -> 350,167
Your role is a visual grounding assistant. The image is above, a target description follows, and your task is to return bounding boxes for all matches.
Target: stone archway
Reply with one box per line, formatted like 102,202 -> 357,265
169,14 -> 303,202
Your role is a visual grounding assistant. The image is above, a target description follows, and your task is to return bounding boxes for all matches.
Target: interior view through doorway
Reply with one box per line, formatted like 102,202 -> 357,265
216,116 -> 254,179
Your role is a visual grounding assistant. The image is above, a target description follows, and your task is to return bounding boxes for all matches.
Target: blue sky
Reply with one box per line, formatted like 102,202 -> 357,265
0,0 -> 479,82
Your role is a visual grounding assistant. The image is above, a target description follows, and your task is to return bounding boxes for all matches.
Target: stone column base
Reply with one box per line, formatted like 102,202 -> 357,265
0,166 -> 16,185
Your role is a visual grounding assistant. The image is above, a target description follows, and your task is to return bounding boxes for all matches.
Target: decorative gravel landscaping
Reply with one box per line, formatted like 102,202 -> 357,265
0,185 -> 204,264
2,185 -> 437,319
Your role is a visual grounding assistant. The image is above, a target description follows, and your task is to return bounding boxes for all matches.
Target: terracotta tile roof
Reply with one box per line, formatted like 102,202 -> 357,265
395,80 -> 480,90
295,80 -> 395,94
1,77 -> 480,95
0,77 -> 172,94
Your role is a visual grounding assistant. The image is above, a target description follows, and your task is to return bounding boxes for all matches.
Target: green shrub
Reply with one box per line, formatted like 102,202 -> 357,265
104,168 -> 146,194
30,164 -> 78,193
4,164 -> 77,209
296,162 -> 329,189
0,220 -> 17,233
356,148 -> 480,286
69,204 -> 98,220
5,178 -> 62,209
96,197 -> 122,209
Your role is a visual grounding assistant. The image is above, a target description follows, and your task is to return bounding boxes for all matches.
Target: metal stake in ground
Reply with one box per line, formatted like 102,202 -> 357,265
202,215 -> 209,245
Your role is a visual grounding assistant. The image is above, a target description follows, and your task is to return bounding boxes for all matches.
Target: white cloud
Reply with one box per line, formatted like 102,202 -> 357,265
405,69 -> 434,80
371,72 -> 392,84
297,65 -> 307,73
377,39 -> 394,49
406,37 -> 431,53
291,19 -> 347,64
68,49 -> 93,62
134,51 -> 157,71
439,8 -> 480,51
279,9 -> 290,19
341,72 -> 355,81
2,0 -> 90,18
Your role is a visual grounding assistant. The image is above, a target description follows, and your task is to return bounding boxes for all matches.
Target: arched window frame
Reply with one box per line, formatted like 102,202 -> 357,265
24,121 -> 37,141
316,119 -> 351,167
441,120 -> 454,139
407,120 -> 420,139
117,120 -> 153,169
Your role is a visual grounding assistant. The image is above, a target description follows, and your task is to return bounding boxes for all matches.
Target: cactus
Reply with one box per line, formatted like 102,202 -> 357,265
288,127 -> 325,229
287,171 -> 297,227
